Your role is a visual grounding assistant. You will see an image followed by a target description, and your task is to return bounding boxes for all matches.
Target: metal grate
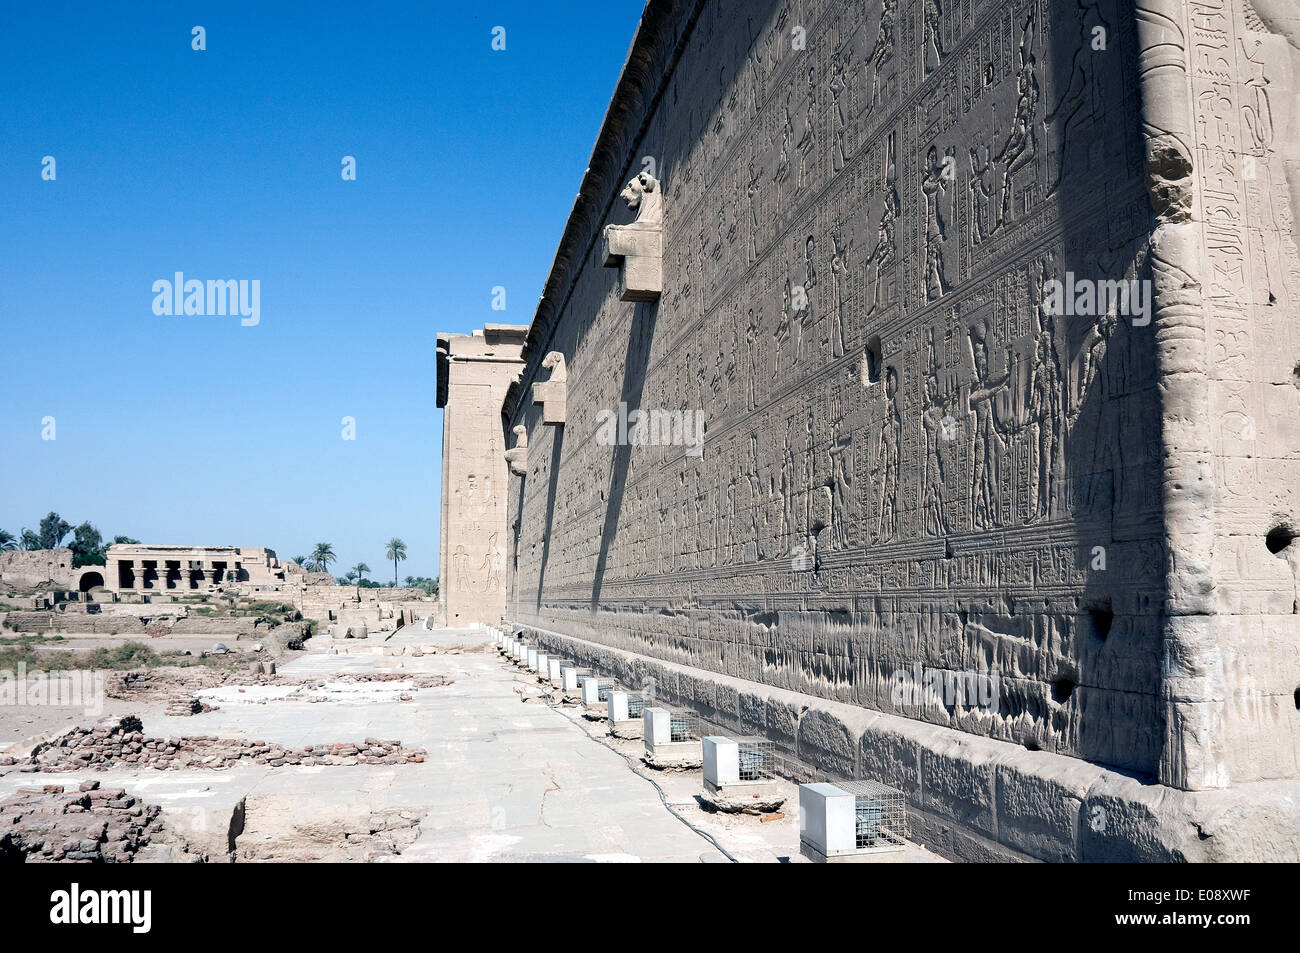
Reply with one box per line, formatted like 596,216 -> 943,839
838,779 -> 908,849
668,710 -> 701,743
626,693 -> 645,718
735,736 -> 776,781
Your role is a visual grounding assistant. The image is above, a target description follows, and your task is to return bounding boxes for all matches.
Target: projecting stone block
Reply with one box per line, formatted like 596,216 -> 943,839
602,172 -> 662,302
530,352 -> 566,425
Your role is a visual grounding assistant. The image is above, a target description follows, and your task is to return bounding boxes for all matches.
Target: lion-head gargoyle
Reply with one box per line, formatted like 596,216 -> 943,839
541,350 -> 567,383
619,171 -> 663,229
505,424 -> 528,475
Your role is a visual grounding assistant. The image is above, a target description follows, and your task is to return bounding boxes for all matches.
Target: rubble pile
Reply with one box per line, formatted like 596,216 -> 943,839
107,667 -> 453,705
332,673 -> 453,687
107,667 -> 282,702
163,696 -> 217,717
1,717 -> 427,773
0,781 -> 166,862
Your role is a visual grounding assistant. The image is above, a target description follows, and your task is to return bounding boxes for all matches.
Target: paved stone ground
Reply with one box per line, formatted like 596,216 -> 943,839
0,624 -> 944,862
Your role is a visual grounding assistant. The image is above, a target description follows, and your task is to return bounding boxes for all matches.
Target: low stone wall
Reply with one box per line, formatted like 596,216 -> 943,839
2,612 -> 305,639
510,622 -> 1300,863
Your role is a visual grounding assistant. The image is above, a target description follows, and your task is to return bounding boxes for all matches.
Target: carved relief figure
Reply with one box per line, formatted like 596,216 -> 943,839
828,408 -> 854,549
968,145 -> 994,246
995,16 -> 1040,229
1027,263 -> 1063,521
776,97 -> 794,183
452,545 -> 472,592
867,146 -> 899,315
780,415 -> 797,540
797,66 -> 817,190
922,0 -> 944,77
828,231 -> 850,358
1046,0 -> 1108,196
1071,308 -> 1120,510
920,327 -> 950,536
922,146 -> 951,301
967,321 -> 1011,530
869,0 -> 896,107
829,55 -> 849,172
876,366 -> 902,541
479,533 -> 503,592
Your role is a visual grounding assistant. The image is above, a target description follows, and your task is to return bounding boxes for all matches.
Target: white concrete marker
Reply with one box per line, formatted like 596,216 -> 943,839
608,690 -> 629,722
703,736 -> 739,787
799,783 -> 855,858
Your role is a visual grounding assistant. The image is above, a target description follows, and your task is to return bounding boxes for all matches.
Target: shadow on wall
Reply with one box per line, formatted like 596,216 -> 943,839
536,424 -> 565,610
591,298 -> 661,607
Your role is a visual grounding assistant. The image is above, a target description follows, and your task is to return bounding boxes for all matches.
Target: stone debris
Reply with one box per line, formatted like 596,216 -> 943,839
640,751 -> 704,771
107,666 -> 452,706
0,780 -> 167,862
8,717 -> 427,773
698,788 -> 787,816
163,696 -> 216,717
235,807 -> 424,863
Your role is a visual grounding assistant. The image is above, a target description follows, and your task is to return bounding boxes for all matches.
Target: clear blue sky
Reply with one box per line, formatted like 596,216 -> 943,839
0,1 -> 644,580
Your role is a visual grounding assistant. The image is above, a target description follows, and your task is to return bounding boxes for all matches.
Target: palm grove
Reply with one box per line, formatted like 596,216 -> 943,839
0,512 -> 137,567
293,538 -> 437,595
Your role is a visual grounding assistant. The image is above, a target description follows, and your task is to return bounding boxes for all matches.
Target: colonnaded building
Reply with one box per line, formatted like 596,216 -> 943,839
438,0 -> 1300,861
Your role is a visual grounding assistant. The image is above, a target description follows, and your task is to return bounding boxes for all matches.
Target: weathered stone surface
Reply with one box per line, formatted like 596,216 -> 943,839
435,324 -> 528,625
439,0 -> 1300,860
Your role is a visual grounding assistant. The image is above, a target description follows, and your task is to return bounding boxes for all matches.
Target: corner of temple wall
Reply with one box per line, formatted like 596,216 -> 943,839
1136,0 -> 1300,790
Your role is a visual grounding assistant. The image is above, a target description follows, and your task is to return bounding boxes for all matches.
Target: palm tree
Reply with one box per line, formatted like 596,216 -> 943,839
344,569 -> 358,585
404,575 -> 415,587
352,562 -> 370,586
293,554 -> 308,568
0,529 -> 16,551
385,538 -> 407,585
311,542 -> 336,574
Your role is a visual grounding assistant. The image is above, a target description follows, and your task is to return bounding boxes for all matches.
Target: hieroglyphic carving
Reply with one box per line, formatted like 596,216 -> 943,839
499,0 -> 1300,791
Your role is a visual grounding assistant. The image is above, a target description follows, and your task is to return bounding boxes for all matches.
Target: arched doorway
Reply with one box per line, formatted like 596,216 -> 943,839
78,570 -> 105,593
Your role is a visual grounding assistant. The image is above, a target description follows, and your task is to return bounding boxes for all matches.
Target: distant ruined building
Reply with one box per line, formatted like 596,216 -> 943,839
437,0 -> 1300,861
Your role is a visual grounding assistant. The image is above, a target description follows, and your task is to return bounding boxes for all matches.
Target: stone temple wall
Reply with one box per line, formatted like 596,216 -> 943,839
498,0 -> 1300,806
0,550 -> 78,590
